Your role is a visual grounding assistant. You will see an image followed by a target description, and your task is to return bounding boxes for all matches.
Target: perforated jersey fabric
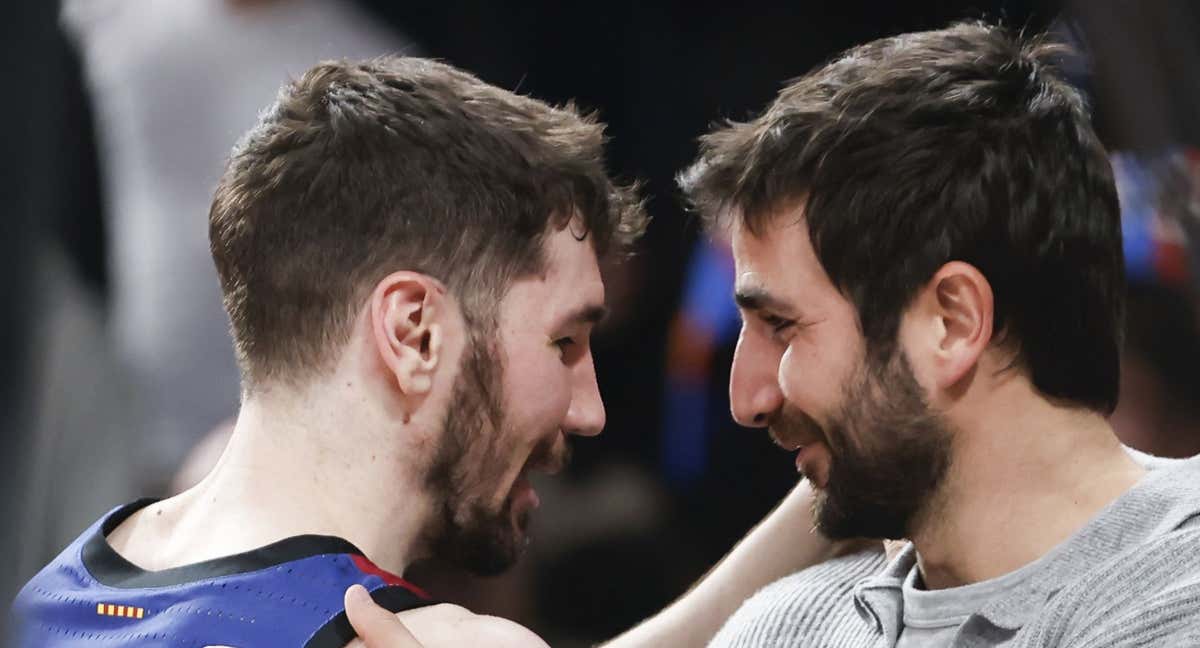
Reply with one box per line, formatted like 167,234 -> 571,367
11,500 -> 434,647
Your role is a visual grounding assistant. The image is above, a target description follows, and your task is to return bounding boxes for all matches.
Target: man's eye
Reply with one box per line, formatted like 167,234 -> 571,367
762,315 -> 794,333
554,337 -> 577,350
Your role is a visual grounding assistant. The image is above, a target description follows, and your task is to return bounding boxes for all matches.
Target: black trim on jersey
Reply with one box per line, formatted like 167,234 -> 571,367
304,585 -> 438,648
84,498 -> 367,588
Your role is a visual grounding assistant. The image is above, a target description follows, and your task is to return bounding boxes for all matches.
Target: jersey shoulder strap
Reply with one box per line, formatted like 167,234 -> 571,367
304,584 -> 439,648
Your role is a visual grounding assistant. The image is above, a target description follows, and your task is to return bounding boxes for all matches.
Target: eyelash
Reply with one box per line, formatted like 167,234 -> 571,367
760,314 -> 798,339
762,315 -> 792,331
554,337 -> 577,349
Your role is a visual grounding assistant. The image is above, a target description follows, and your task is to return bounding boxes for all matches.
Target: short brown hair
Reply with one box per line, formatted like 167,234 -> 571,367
210,57 -> 646,390
680,21 -> 1124,414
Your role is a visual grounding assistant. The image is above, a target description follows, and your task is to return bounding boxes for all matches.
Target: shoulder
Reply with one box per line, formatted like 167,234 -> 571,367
398,603 -> 549,648
752,546 -> 888,601
709,548 -> 887,648
1017,526 -> 1200,647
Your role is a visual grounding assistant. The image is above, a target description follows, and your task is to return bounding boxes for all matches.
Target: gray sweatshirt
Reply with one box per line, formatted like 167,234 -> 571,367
711,453 -> 1200,647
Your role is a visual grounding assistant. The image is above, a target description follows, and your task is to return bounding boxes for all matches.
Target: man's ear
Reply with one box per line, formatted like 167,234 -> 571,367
370,272 -> 445,408
909,261 -> 994,390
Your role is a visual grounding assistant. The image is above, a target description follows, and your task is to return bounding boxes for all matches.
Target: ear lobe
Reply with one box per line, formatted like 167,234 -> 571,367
930,262 -> 993,389
372,274 -> 445,401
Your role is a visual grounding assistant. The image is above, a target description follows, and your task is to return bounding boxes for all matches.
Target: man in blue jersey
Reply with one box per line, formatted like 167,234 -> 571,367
11,56 -> 649,647
11,54 -> 851,648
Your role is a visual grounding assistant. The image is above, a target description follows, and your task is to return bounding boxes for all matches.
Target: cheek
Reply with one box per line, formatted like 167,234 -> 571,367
502,350 -> 571,435
778,343 -> 824,405
778,336 -> 854,412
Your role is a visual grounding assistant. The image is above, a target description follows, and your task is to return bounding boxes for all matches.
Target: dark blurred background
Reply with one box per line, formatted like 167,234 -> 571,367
3,1 -> 1199,645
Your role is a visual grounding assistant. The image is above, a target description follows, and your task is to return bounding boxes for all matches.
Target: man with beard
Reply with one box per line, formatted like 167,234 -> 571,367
676,20 -> 1200,648
340,20 -> 1200,648
10,56 -> 643,647
343,20 -> 1200,648
11,55 -> 854,648
301,22 -> 1200,648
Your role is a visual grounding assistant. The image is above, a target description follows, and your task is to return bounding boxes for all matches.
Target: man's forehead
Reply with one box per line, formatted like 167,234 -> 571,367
732,233 -> 791,315
731,218 -> 788,274
729,206 -> 836,311
542,223 -> 601,276
501,226 -> 606,327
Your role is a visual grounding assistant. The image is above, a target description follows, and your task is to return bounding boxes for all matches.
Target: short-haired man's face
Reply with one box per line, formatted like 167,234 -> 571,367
425,224 -> 607,575
729,208 -> 952,540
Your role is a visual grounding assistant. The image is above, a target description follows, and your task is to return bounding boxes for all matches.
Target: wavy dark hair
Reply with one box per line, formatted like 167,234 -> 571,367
681,21 -> 1123,414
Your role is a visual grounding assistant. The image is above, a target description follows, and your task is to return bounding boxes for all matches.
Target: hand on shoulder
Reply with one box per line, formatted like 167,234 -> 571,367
343,585 -> 548,648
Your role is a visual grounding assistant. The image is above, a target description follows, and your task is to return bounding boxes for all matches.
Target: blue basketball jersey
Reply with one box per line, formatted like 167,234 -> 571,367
11,499 -> 436,647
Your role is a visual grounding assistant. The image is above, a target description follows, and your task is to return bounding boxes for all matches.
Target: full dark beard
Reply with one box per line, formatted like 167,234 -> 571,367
812,350 -> 953,540
422,331 -> 526,577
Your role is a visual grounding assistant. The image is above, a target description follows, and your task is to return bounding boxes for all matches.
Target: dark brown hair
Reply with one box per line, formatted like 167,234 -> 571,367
210,57 -> 646,390
680,21 -> 1124,414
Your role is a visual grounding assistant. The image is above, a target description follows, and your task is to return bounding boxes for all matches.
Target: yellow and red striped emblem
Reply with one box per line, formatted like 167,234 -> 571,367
96,603 -> 145,619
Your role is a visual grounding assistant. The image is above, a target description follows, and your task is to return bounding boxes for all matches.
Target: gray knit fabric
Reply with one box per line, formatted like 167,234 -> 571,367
709,550 -> 887,648
1014,525 -> 1200,647
710,453 -> 1200,648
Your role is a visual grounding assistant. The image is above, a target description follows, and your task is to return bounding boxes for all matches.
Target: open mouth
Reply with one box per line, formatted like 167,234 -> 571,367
768,429 -> 803,452
507,436 -> 570,516
768,424 -> 831,488
768,426 -> 820,453
795,443 -> 832,489
511,472 -> 540,513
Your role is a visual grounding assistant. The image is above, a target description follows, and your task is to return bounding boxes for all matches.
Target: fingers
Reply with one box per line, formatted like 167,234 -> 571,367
883,539 -> 909,560
344,584 -> 425,648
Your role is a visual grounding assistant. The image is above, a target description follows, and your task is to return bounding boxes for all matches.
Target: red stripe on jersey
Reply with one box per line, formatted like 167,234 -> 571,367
350,555 -> 431,600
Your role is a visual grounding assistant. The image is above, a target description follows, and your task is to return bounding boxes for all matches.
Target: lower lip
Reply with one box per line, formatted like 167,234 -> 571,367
795,444 -> 830,489
512,475 -> 541,511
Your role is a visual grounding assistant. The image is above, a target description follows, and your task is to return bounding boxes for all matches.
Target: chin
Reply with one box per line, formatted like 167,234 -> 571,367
469,525 -> 526,577
812,483 -> 916,540
435,499 -> 528,577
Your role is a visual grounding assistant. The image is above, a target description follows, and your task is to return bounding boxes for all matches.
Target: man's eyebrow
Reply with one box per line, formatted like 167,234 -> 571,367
733,285 -> 791,314
559,303 -> 609,328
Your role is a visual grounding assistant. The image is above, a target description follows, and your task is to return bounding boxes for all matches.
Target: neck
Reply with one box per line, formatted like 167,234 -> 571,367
911,389 -> 1145,589
114,380 -> 436,576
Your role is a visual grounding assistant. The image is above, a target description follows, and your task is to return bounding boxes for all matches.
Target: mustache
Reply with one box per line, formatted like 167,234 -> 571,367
526,434 -> 572,475
767,408 -> 826,450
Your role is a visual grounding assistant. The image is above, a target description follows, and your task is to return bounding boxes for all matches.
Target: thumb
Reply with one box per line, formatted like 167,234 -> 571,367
344,584 -> 425,648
